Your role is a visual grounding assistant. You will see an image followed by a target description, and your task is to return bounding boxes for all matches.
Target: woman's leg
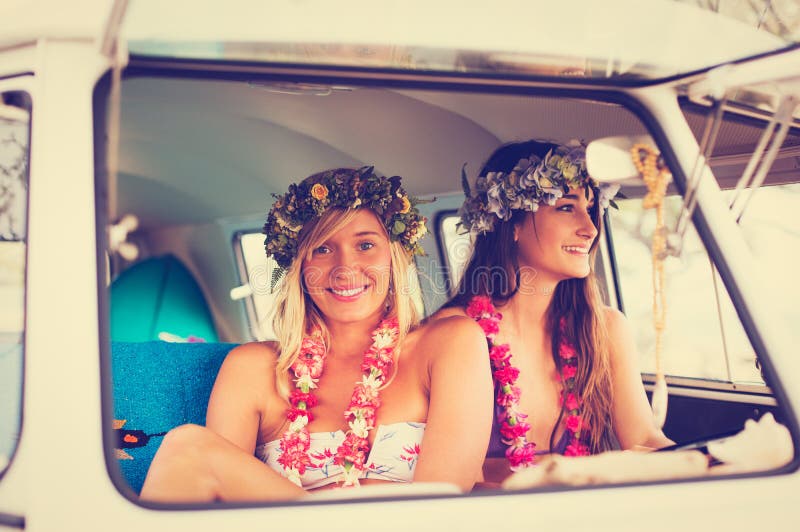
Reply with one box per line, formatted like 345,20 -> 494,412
139,424 -> 305,503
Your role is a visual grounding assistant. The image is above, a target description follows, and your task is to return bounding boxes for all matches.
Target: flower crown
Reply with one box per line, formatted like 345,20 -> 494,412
263,166 -> 428,270
459,141 -> 620,234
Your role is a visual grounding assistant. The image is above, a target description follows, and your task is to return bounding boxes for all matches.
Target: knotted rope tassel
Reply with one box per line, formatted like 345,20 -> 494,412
631,143 -> 670,429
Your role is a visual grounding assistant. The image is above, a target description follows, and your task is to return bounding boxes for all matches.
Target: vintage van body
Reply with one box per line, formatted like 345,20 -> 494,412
1,0 -> 799,530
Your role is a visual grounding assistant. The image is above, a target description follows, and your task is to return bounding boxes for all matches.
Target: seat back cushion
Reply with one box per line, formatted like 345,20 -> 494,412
111,341 -> 237,494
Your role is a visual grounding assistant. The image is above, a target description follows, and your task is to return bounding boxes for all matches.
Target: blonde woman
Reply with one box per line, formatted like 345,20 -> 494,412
433,140 -> 672,485
140,167 -> 492,502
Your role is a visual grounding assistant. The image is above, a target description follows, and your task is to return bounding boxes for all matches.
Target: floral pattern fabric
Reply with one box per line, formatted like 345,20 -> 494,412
257,422 -> 425,490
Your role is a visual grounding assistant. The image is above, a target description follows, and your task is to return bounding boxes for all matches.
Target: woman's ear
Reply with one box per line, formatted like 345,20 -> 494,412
513,223 -> 520,243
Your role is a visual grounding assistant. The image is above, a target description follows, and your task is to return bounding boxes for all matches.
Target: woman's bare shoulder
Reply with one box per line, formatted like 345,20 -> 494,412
601,306 -> 638,362
603,305 -> 626,320
602,306 -> 631,336
206,341 -> 285,446
426,304 -> 468,322
209,341 -> 283,417
413,313 -> 488,363
220,340 -> 280,378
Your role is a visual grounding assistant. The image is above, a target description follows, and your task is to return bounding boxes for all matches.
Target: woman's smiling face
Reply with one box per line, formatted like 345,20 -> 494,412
302,209 -> 392,325
515,186 -> 599,285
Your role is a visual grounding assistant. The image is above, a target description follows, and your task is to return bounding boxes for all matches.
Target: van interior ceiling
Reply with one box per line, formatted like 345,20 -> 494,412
112,77 -> 645,341
110,74 -> 800,344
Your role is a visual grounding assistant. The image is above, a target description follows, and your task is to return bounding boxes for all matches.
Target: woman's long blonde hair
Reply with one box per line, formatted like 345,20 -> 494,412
271,207 -> 420,399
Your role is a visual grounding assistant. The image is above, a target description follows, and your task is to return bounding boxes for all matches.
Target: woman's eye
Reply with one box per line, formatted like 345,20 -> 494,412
359,241 -> 375,251
313,245 -> 331,255
557,204 -> 574,212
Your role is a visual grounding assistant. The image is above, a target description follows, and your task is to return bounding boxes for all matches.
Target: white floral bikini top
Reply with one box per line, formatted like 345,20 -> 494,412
257,421 -> 426,490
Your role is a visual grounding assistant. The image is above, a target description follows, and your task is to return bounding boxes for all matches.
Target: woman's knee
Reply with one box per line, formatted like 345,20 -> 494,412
156,424 -> 218,461
162,423 -> 208,444
142,424 -> 220,501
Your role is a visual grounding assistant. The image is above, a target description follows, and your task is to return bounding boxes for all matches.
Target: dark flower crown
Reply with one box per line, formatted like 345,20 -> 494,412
459,141 -> 620,234
263,166 -> 428,270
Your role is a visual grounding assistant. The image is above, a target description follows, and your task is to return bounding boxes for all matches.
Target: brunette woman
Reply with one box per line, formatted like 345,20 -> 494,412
433,140 -> 672,485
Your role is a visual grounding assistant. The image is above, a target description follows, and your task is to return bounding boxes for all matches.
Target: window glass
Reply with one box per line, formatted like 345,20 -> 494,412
734,183 -> 800,382
438,214 -> 471,294
238,231 -> 280,340
0,95 -> 29,474
106,67 -> 796,504
608,195 -> 761,384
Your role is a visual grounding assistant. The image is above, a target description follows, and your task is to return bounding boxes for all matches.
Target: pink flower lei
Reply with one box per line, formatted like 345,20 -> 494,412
466,296 -> 590,469
277,318 -> 400,487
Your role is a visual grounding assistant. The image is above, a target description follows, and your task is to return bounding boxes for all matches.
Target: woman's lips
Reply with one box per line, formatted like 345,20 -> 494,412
562,245 -> 590,255
327,285 -> 368,301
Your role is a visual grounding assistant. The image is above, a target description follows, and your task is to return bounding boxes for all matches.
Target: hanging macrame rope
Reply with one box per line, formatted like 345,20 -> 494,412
631,143 -> 670,429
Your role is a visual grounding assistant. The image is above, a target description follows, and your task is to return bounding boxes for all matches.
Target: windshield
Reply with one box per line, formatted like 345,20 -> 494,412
124,0 -> 799,81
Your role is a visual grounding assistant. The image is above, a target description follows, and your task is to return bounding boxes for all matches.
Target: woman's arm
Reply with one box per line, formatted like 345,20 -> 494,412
412,316 -> 494,491
605,307 -> 675,450
205,341 -> 278,453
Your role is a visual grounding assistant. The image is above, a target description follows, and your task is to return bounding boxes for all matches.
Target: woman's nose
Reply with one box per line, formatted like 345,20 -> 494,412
577,212 -> 598,241
331,249 -> 361,280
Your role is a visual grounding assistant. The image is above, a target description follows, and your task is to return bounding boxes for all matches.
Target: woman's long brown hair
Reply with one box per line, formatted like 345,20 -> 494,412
546,272 -> 615,452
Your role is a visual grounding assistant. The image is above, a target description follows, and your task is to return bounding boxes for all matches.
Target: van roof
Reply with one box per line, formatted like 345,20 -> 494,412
121,0 -> 794,82
2,1 -> 795,83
